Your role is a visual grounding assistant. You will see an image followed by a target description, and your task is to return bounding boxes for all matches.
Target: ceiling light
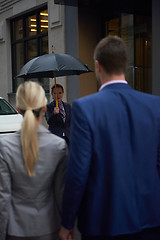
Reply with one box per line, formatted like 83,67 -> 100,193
40,13 -> 48,16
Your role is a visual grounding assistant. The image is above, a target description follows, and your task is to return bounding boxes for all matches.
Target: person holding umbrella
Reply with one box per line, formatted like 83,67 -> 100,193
0,81 -> 67,240
16,47 -> 93,146
46,84 -> 71,145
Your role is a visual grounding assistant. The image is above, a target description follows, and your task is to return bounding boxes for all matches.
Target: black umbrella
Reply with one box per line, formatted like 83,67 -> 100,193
16,49 -> 93,106
16,52 -> 92,78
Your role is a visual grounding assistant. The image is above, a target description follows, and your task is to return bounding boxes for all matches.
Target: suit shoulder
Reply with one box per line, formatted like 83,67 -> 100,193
47,135 -> 67,156
134,89 -> 160,103
0,131 -> 20,145
0,132 -> 20,154
74,92 -> 98,104
43,130 -> 66,148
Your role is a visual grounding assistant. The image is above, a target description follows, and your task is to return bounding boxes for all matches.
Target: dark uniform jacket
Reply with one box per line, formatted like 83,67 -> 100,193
46,100 -> 71,142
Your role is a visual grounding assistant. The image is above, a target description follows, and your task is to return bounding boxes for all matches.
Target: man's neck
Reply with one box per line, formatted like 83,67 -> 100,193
101,74 -> 126,85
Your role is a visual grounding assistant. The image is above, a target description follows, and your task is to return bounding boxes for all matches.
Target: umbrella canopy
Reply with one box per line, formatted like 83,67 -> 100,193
16,52 -> 93,79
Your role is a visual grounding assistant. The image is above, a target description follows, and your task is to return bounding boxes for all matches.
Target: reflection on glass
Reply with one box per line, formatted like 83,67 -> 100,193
107,18 -> 120,36
135,15 -> 152,93
15,43 -> 24,75
41,36 -> 48,55
106,14 -> 152,93
40,10 -> 48,33
12,19 -> 23,40
14,43 -> 24,91
27,39 -> 37,61
121,14 -> 134,88
0,99 -> 17,115
106,15 -> 134,88
27,15 -> 37,36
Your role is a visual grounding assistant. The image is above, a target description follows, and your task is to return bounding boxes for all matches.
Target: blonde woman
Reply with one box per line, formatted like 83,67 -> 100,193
0,81 -> 67,240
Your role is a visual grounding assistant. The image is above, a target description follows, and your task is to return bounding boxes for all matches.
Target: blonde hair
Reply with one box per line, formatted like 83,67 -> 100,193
16,81 -> 47,176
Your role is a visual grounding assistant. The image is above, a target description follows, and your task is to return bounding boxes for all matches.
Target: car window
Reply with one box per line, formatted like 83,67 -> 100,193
0,99 -> 18,115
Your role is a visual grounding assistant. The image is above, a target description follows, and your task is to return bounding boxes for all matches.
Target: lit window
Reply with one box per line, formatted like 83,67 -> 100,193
11,7 -> 49,92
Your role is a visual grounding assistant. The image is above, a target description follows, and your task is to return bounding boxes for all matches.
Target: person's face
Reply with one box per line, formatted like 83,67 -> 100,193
53,87 -> 64,102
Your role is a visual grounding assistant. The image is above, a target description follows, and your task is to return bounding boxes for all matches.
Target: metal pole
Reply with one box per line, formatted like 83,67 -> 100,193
54,71 -> 58,107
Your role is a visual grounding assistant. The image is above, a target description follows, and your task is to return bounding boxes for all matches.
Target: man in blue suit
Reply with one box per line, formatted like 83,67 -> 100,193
59,36 -> 160,240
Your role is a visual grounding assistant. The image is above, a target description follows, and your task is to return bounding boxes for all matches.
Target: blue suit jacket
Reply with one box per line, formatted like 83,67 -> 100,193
62,83 -> 160,237
46,101 -> 71,140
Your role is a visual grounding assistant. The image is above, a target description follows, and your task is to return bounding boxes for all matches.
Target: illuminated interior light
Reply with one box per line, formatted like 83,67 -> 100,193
31,19 -> 36,22
145,41 -> 148,47
31,24 -> 37,27
41,19 -> 48,23
31,29 -> 37,32
40,13 -> 48,16
41,25 -> 48,28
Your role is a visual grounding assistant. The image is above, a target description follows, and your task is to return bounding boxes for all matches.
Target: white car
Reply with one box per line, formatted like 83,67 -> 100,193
0,97 -> 23,138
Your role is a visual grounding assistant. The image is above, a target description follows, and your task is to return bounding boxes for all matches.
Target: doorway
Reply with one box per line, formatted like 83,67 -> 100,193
106,14 -> 152,93
134,15 -> 152,93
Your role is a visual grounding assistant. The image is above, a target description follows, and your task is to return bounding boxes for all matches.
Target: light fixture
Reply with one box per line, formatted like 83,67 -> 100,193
41,25 -> 48,28
31,19 -> 36,22
40,12 -> 48,16
41,19 -> 48,23
31,24 -> 37,27
31,29 -> 37,32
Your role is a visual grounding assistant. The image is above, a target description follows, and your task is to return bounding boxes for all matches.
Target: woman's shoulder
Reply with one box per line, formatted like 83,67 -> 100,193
47,101 -> 55,107
39,129 -> 67,155
0,132 -> 21,157
38,125 -> 65,144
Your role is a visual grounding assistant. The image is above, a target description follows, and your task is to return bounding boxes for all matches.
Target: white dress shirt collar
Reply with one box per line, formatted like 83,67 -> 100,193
99,80 -> 128,91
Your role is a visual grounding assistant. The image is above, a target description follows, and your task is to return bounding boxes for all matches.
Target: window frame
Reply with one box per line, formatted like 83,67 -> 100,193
11,5 -> 48,92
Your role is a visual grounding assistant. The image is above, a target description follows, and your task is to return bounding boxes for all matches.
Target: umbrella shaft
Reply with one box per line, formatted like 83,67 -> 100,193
54,71 -> 58,107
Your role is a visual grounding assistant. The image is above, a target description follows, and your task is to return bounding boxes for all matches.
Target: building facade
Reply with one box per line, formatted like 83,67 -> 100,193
0,0 -> 160,109
0,0 -> 68,106
56,0 -> 160,98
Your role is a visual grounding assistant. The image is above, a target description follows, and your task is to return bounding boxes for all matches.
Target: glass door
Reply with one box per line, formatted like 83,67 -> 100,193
134,15 -> 152,93
106,14 -> 152,93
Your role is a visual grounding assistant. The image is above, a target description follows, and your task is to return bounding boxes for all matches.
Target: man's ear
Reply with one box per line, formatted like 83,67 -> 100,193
95,60 -> 101,73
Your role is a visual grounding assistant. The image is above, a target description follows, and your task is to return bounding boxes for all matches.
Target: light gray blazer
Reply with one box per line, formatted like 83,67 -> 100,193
0,124 -> 68,240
